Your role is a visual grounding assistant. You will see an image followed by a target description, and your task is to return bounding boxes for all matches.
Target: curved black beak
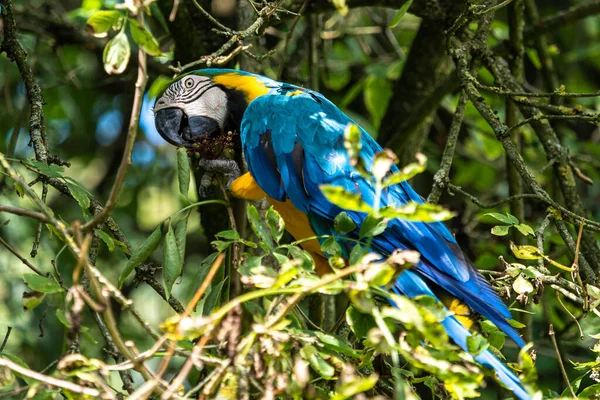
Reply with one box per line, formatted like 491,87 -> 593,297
155,108 -> 184,146
155,108 -> 220,147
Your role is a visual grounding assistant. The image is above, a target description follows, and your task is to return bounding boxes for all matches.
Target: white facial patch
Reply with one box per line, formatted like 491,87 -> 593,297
155,75 -> 228,129
185,87 -> 228,128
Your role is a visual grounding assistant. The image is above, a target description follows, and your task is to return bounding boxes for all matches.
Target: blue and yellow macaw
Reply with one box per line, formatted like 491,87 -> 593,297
154,69 -> 531,399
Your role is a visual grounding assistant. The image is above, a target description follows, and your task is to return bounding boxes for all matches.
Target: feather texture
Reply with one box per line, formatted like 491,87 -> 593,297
199,69 -> 530,399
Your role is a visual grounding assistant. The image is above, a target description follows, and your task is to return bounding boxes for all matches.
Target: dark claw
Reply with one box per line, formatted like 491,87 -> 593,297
198,172 -> 215,199
196,159 -> 240,198
198,184 -> 214,199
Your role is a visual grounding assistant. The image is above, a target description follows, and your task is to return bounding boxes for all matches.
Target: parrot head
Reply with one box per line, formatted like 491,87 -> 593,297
153,71 -> 248,148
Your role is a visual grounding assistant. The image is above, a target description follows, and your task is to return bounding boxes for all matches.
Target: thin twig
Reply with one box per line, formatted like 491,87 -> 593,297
0,358 -> 103,397
183,253 -> 225,318
191,0 -> 232,33
79,14 -> 148,233
0,236 -> 47,276
170,2 -> 284,74
0,327 -> 12,352
505,114 -> 600,136
554,291 -> 584,340
476,81 -> 600,98
525,0 -> 600,37
549,324 -> 577,398
0,205 -> 50,222
428,92 -> 468,204
277,0 -> 309,79
169,0 -> 180,21
473,0 -> 515,15
447,184 -> 540,209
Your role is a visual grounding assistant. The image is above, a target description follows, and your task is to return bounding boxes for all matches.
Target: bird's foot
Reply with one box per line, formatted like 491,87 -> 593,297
197,158 -> 241,198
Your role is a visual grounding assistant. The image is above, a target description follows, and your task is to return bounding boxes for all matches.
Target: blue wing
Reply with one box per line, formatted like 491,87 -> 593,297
240,88 -> 529,398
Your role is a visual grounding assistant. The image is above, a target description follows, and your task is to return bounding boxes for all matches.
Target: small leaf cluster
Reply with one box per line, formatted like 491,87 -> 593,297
484,212 -> 535,237
86,6 -> 163,75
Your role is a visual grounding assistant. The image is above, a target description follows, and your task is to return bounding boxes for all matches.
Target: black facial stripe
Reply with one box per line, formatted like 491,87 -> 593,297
179,82 -> 211,101
181,85 -> 221,104
163,78 -> 212,102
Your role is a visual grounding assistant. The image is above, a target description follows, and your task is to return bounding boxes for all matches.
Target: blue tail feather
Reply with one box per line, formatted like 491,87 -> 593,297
394,271 -> 531,400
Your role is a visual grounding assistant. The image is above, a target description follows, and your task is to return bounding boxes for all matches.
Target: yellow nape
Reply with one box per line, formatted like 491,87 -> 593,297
230,172 -> 267,200
229,172 -> 331,275
212,73 -> 270,102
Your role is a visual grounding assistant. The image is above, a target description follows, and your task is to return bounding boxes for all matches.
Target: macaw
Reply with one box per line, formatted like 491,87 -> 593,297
154,69 -> 531,399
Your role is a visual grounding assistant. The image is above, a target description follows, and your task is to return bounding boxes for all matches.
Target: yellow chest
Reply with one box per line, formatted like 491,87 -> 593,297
230,172 -> 330,274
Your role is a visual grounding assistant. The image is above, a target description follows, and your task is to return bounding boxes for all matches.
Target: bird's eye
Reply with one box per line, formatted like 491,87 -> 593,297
184,78 -> 194,88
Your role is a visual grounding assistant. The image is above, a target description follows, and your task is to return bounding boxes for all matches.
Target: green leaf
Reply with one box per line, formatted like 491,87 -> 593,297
561,374 -> 586,397
266,206 -> 285,243
383,295 -> 424,330
65,180 -> 91,211
510,242 -> 542,260
491,225 -> 510,236
487,331 -> 506,350
86,10 -> 122,37
363,263 -> 396,287
103,30 -> 130,75
320,185 -> 373,213
202,279 -> 227,315
382,153 -> 426,187
321,237 -> 342,257
349,243 -> 366,265
148,75 -> 172,99
348,290 -> 376,314
364,76 -> 392,129
512,274 -> 534,295
113,238 -> 130,254
212,240 -> 231,252
359,215 -> 387,239
346,306 -> 377,338
508,319 -> 526,329
389,0 -> 413,28
174,216 -> 188,264
301,344 -> 335,380
515,223 -> 535,237
128,18 -> 162,56
176,147 -> 190,198
333,374 -> 379,400
55,308 -> 70,327
334,212 -> 357,234
15,182 -> 25,197
314,332 -> 360,358
22,291 -> 45,311
282,245 -> 315,272
379,203 -> 455,222
578,383 -> 600,398
247,204 -> 274,250
526,48 -> 542,69
23,274 -> 62,294
24,159 -> 64,178
484,212 -> 519,225
466,334 -> 490,356
118,225 -> 162,287
215,230 -> 240,240
163,222 -> 183,298
96,230 -> 115,252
